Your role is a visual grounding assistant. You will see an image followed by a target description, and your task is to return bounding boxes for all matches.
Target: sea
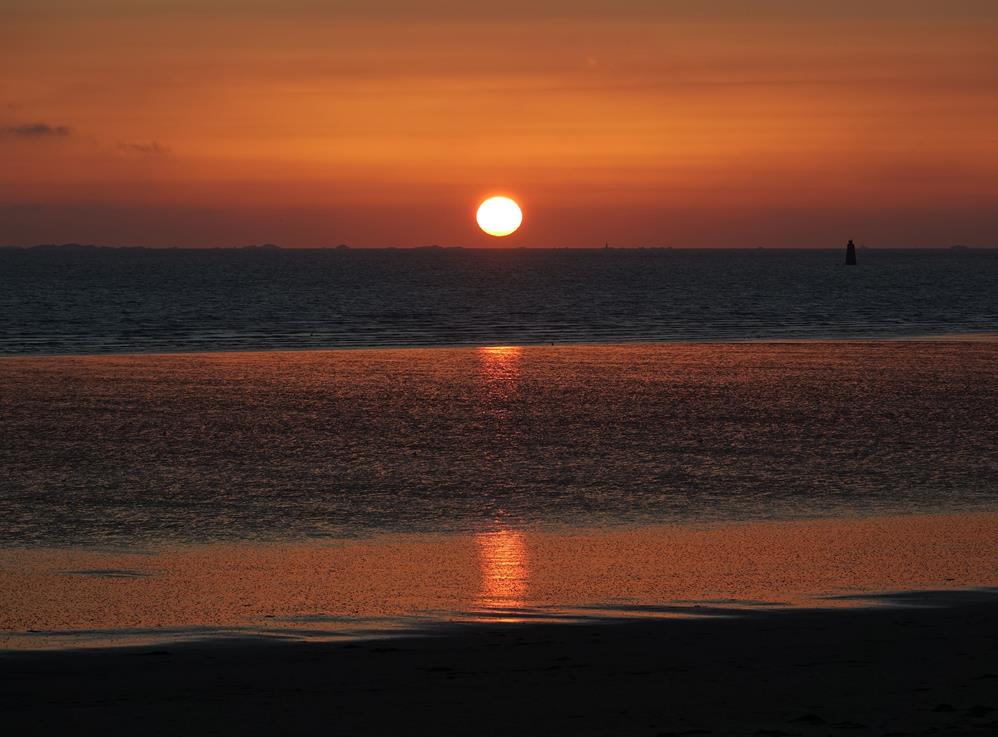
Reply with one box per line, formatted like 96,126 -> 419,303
2,247 -> 997,355
2,247 -> 997,646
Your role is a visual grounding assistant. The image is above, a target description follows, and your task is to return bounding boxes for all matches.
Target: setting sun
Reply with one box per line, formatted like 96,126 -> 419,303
476,197 -> 523,237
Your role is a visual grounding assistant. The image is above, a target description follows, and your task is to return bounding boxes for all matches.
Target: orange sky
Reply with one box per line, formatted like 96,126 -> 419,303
2,1 -> 997,247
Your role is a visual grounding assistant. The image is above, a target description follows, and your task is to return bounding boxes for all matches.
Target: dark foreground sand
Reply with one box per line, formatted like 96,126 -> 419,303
3,590 -> 997,737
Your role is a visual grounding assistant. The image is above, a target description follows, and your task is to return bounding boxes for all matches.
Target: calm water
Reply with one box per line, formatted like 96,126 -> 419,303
3,258 -> 998,645
3,514 -> 997,648
2,343 -> 996,548
1,248 -> 997,354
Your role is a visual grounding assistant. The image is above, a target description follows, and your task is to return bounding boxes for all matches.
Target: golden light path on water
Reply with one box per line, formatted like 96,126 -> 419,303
476,529 -> 529,614
475,347 -> 530,620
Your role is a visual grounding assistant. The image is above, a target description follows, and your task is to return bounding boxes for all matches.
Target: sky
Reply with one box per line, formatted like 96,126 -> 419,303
1,0 -> 997,247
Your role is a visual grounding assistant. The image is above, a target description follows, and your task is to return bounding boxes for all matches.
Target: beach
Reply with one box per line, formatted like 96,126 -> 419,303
2,511 -> 997,736
3,589 -> 997,736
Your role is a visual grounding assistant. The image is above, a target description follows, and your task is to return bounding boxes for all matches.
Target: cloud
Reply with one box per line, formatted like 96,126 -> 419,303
2,122 -> 71,137
117,141 -> 170,155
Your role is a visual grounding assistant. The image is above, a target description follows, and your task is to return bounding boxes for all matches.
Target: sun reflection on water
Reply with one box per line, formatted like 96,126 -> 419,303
475,529 -> 529,613
477,346 -> 523,409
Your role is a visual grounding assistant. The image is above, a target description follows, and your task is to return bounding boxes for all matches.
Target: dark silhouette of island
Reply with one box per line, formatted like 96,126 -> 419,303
29,243 -> 104,251
2,243 -> 993,253
241,243 -> 282,251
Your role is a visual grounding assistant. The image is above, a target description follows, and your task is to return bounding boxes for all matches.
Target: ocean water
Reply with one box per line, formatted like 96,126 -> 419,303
2,343 -> 996,547
1,248 -> 997,354
3,251 -> 998,646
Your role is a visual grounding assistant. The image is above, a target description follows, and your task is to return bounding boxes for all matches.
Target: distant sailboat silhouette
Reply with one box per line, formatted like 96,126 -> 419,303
845,239 -> 857,265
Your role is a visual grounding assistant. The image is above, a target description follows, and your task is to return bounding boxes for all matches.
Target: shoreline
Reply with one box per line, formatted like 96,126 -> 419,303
4,504 -> 997,550
4,589 -> 997,736
4,511 -> 997,652
2,330 -> 997,360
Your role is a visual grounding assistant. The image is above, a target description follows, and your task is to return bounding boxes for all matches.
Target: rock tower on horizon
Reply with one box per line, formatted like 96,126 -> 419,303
846,239 -> 857,265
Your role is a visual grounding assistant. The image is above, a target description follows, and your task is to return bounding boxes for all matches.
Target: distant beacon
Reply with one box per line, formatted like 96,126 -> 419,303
845,239 -> 857,266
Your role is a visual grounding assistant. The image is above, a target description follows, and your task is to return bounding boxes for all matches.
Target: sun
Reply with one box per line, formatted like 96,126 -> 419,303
476,196 -> 523,237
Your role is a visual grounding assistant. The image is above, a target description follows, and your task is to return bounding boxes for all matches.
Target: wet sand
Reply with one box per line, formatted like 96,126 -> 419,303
3,514 -> 997,734
3,589 -> 997,736
3,512 -> 998,649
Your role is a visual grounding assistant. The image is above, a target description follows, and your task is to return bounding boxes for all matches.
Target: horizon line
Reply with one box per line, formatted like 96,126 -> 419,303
3,244 -> 995,252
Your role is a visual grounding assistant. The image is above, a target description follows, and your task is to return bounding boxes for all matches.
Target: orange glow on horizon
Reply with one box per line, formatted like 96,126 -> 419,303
1,3 -> 997,246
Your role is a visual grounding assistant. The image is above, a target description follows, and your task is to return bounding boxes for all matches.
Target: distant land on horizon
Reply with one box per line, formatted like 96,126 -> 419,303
1,243 -> 995,252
